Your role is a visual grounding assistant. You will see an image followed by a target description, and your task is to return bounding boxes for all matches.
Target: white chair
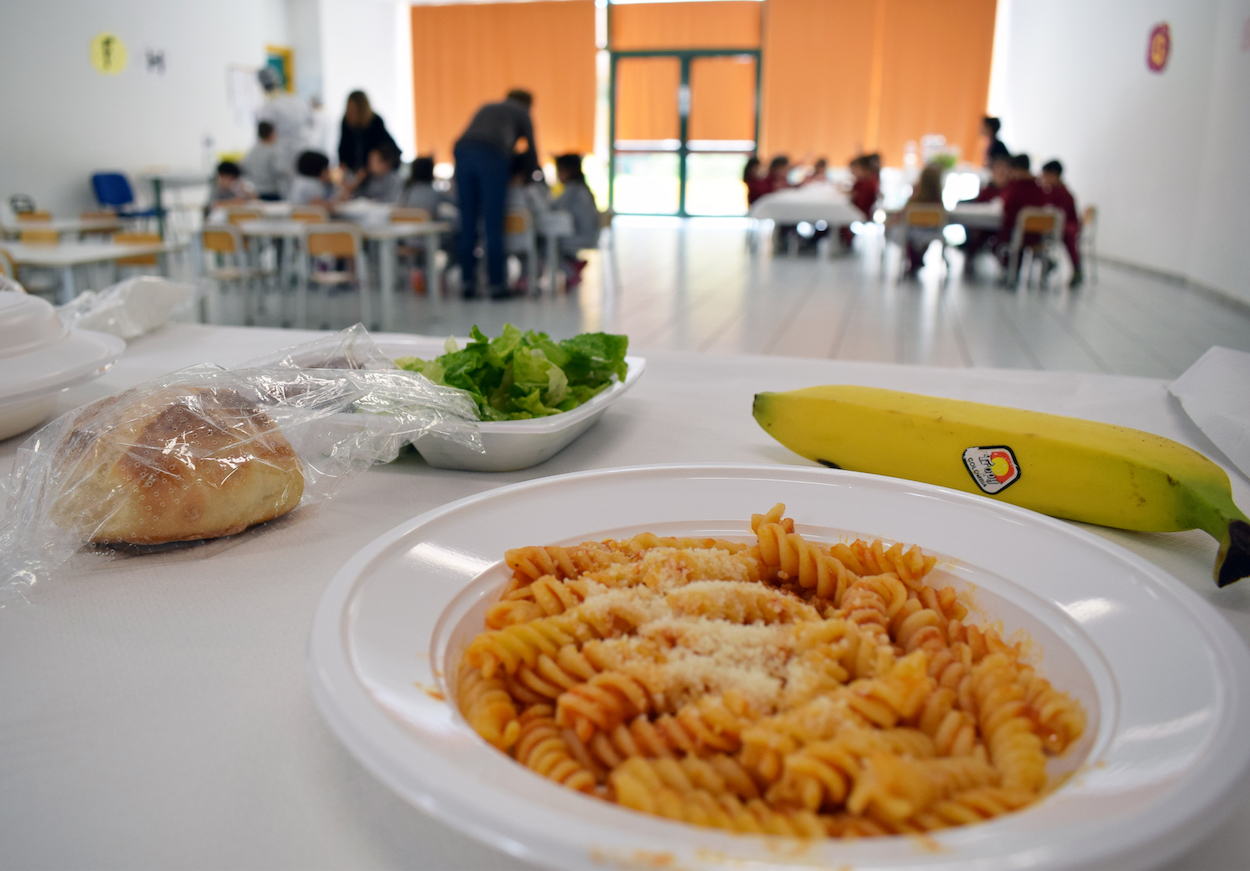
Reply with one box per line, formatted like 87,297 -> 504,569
504,208 -> 538,294
1005,206 -> 1064,288
1080,204 -> 1098,285
298,222 -> 370,329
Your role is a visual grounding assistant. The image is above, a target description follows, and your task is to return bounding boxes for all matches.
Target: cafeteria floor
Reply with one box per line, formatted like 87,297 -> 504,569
207,218 -> 1250,378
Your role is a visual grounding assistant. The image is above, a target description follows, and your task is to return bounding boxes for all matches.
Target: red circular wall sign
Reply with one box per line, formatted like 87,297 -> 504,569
1148,22 -> 1171,72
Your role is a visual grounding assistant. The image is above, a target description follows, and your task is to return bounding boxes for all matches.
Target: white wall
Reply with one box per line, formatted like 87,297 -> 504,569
1188,0 -> 1250,303
0,0 -> 292,217
992,0 -> 1250,306
319,0 -> 414,161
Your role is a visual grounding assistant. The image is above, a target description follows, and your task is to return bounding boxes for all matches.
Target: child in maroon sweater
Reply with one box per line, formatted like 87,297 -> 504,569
840,156 -> 880,247
1041,160 -> 1083,287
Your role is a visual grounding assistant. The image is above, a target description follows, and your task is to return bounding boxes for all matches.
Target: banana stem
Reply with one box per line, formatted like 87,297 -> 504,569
1217,520 -> 1250,588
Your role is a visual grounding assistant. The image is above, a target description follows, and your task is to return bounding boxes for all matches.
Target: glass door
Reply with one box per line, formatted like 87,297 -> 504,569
610,49 -> 760,217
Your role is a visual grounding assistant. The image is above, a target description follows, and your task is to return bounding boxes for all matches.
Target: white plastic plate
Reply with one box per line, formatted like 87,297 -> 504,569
308,464 -> 1250,871
377,337 -> 645,472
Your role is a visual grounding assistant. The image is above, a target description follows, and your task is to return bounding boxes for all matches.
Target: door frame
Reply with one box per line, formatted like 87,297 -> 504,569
608,47 -> 762,217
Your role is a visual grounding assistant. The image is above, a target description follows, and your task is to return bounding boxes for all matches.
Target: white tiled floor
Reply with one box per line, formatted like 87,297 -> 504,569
206,218 -> 1250,378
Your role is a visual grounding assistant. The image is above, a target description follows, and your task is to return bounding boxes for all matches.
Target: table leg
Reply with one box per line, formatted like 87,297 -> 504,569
424,233 -> 438,309
59,265 -> 77,304
153,178 -> 165,240
379,238 -> 396,332
358,245 -> 374,330
546,235 -> 558,297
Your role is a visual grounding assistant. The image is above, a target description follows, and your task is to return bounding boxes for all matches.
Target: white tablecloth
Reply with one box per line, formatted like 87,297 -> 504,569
2,324 -> 1248,870
748,185 -> 866,226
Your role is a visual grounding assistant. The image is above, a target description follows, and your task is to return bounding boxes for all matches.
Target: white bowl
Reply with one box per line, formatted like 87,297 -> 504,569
0,291 -> 126,440
378,337 -> 645,472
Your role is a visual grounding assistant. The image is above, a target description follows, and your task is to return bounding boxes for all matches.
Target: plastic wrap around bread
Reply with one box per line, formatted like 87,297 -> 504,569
0,338 -> 481,596
49,386 -> 306,545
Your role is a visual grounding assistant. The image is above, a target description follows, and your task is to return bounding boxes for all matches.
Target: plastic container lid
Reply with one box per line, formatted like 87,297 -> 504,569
0,291 -> 126,405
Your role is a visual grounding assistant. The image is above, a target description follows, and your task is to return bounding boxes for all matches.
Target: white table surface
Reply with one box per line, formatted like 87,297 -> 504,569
748,186 -> 866,226
2,323 -> 1249,871
1,218 -> 123,236
0,239 -> 184,267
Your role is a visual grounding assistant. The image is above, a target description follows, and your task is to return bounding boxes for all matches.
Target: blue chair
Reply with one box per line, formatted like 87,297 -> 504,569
91,172 -> 162,225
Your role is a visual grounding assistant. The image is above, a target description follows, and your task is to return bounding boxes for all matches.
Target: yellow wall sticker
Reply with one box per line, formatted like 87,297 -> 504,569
90,32 -> 128,75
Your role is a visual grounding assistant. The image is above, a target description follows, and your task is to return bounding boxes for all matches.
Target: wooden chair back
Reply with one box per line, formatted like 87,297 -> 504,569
290,205 -> 327,223
391,207 -> 431,224
0,249 -> 15,279
904,205 -> 945,229
19,228 -> 59,246
201,225 -> 242,255
304,224 -> 360,259
504,211 -> 529,234
1022,212 -> 1057,234
225,207 -> 263,226
115,232 -> 161,266
17,211 -> 51,223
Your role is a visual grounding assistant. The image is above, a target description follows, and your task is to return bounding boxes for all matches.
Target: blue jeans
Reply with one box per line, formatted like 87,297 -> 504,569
454,142 -> 509,291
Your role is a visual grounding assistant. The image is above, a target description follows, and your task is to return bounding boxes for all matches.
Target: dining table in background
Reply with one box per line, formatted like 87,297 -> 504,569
748,184 -> 869,256
1,322 -> 1248,870
0,238 -> 187,303
0,216 -> 124,239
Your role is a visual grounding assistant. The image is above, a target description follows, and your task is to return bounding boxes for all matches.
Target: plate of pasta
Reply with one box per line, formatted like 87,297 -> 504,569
308,464 -> 1250,870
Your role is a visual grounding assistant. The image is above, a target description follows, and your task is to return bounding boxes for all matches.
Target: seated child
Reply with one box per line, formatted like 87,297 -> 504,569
506,152 -> 549,219
999,153 -> 1048,266
887,163 -> 944,276
1041,159 -> 1083,287
958,153 -> 1012,272
743,157 -> 768,205
551,154 -> 600,289
346,144 -> 402,202
242,121 -> 290,201
804,157 -> 830,185
841,155 -> 881,247
206,161 -> 254,213
288,151 -> 337,206
398,156 -> 456,219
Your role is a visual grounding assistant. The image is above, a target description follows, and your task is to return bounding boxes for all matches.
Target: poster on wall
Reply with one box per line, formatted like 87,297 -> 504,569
90,32 -> 128,75
227,64 -> 264,128
265,45 -> 295,92
1147,23 -> 1171,73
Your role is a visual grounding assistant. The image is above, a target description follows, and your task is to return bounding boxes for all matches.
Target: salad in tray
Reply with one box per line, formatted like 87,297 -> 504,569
396,324 -> 629,422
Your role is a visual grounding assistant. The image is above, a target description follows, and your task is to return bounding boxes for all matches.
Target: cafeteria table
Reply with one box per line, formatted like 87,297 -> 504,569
0,217 -> 123,239
1,323 -> 1248,871
0,239 -> 186,303
233,220 -> 451,331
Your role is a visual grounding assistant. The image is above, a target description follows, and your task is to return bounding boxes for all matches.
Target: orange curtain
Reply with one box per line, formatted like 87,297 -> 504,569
760,0 -> 996,166
875,0 -> 997,166
615,57 -> 681,141
760,0 -> 879,164
688,56 -> 757,142
410,1 -> 595,161
611,1 -> 761,50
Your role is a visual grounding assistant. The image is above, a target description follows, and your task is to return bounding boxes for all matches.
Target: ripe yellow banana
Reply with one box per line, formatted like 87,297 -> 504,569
753,385 -> 1250,587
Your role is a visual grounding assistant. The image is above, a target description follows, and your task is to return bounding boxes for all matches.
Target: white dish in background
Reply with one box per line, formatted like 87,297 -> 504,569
376,337 -> 645,472
308,463 -> 1250,871
0,291 -> 125,441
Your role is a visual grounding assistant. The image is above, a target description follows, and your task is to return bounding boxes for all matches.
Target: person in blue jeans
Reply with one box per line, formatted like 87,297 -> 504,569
454,90 -> 537,299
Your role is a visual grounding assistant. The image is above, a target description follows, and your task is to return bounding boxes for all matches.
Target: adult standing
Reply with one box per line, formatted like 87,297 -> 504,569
982,116 -> 1010,167
256,68 -> 310,176
454,89 -> 536,299
338,91 -> 399,178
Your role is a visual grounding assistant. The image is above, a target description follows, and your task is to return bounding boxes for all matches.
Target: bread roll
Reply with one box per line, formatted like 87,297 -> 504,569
50,386 -> 305,545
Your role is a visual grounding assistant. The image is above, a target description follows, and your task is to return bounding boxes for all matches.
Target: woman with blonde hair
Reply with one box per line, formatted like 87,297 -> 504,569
337,90 -> 399,177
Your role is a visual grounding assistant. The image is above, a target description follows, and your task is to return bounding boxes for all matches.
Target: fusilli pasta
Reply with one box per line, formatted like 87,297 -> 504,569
455,504 -> 1085,839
